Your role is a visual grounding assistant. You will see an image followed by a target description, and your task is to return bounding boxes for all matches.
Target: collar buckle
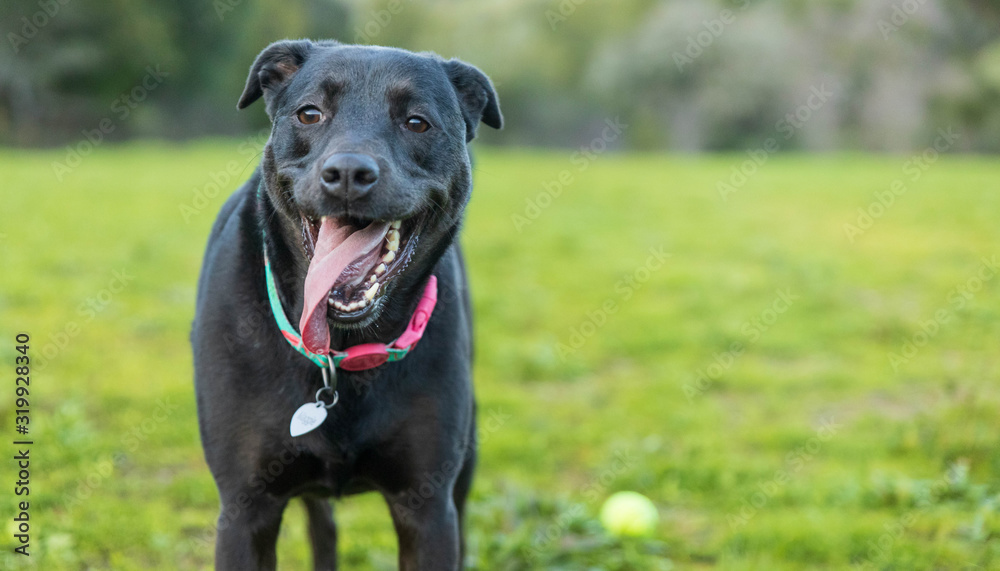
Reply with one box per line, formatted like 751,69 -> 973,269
338,343 -> 390,371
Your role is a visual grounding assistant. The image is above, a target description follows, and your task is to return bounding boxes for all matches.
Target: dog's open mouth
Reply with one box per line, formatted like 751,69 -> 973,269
298,212 -> 422,353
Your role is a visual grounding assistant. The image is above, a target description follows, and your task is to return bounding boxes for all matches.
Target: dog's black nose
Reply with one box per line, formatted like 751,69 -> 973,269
320,153 -> 380,200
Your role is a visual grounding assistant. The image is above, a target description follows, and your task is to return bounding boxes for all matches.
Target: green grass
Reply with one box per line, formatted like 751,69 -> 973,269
1,141 -> 999,569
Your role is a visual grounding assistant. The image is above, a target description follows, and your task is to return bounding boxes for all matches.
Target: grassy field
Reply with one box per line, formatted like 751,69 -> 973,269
1,141 -> 999,570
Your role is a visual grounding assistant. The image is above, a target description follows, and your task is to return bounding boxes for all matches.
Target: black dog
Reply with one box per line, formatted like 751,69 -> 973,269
191,39 -> 501,570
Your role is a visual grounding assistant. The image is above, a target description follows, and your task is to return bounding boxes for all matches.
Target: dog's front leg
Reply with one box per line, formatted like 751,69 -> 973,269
387,491 -> 461,570
303,495 -> 338,570
214,493 -> 288,571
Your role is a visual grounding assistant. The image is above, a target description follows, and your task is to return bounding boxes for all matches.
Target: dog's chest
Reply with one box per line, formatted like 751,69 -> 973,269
253,410 -> 393,498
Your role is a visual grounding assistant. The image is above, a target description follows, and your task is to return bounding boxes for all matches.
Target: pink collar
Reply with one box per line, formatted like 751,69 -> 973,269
264,246 -> 438,371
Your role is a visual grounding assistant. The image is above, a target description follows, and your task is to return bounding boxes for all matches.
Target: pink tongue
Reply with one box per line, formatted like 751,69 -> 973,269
300,218 -> 391,354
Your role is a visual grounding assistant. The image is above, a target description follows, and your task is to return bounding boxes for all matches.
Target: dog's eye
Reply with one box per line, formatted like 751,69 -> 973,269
404,116 -> 431,133
297,106 -> 324,125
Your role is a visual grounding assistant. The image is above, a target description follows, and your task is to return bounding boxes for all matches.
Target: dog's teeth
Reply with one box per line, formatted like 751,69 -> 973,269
368,274 -> 378,284
328,298 -> 336,306
387,239 -> 399,252
375,263 -> 386,275
390,220 -> 401,230
364,282 -> 379,301
382,250 -> 396,263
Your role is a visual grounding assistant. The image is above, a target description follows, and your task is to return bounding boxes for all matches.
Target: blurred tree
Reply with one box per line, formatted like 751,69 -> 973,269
1,0 -> 177,144
0,0 -> 997,151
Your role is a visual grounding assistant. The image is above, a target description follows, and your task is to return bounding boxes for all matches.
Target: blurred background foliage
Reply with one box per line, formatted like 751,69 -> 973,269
1,0 -> 1000,152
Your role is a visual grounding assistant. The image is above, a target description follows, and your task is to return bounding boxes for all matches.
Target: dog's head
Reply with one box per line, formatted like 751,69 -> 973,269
239,40 -> 501,352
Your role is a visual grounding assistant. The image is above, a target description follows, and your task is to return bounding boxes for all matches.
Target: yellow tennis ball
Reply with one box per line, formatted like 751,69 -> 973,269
599,491 -> 659,537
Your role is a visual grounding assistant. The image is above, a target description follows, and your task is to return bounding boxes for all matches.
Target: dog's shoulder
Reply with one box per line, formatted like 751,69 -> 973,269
193,172 -> 261,311
207,172 -> 258,247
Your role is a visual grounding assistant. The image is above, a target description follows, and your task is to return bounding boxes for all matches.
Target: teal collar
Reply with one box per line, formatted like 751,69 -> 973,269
262,243 -> 438,372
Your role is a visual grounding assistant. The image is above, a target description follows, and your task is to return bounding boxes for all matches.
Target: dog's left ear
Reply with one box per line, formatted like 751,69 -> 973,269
441,59 -> 503,142
238,39 -> 315,112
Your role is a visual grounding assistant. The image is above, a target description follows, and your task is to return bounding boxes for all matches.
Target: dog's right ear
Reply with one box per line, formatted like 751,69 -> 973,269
237,40 -> 314,111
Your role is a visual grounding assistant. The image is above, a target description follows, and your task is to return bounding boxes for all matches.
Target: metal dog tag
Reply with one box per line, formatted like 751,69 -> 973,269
289,402 -> 327,437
